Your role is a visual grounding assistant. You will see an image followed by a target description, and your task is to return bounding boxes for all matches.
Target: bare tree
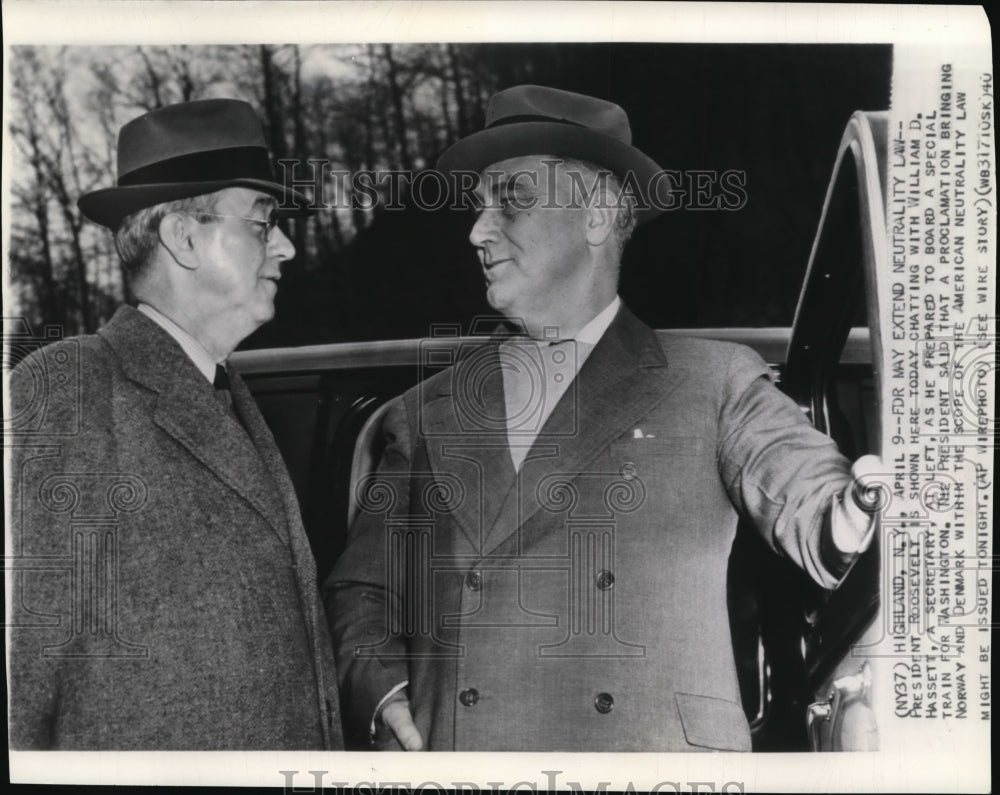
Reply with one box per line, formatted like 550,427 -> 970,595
135,46 -> 166,108
381,44 -> 414,172
9,52 -> 62,324
44,60 -> 95,331
6,42 -> 508,338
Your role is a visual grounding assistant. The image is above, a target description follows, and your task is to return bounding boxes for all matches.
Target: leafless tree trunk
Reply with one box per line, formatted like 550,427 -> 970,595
447,44 -> 470,138
260,45 -> 288,162
136,46 -> 165,108
382,44 -> 413,172
172,46 -> 197,102
290,45 -> 308,253
9,56 -> 62,323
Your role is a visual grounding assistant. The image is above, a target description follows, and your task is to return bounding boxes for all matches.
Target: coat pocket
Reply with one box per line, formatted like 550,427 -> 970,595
675,692 -> 751,751
611,435 -> 705,457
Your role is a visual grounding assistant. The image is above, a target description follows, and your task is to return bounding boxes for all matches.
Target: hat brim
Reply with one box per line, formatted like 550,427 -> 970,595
436,122 -> 665,223
78,178 -> 317,230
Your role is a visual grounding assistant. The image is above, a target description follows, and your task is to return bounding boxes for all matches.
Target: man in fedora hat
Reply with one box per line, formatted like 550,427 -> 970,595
7,99 -> 342,749
325,85 -> 880,752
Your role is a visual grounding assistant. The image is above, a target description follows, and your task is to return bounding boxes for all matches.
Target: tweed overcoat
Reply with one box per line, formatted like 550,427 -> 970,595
326,305 -> 857,752
7,306 -> 343,750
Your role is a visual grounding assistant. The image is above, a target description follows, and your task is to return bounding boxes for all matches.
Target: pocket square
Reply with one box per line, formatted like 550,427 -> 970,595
615,434 -> 704,456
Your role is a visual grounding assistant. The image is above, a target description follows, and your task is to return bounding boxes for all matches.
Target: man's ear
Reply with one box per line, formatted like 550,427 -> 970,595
584,203 -> 616,247
157,212 -> 199,270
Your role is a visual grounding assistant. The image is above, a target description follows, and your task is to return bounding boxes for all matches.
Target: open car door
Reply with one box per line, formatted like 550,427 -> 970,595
730,111 -> 887,751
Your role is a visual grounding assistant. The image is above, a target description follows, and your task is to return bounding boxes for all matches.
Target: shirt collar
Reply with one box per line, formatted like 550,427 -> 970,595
574,295 -> 621,346
137,303 -> 221,383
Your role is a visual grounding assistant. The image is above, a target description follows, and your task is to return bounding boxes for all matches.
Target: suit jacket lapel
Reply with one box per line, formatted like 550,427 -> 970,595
230,373 -> 316,555
231,368 -> 333,738
420,342 -> 518,553
483,307 -> 688,554
100,306 -> 290,545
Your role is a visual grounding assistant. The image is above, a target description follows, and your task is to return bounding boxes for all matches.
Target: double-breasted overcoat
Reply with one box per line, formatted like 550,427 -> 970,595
327,306 -> 855,752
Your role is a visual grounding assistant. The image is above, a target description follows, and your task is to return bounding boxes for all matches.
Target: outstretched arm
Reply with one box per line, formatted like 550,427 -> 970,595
717,346 -> 878,588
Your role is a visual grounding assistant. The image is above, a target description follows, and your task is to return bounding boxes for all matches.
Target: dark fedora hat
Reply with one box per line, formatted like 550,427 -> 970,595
436,84 -> 664,222
78,98 -> 314,230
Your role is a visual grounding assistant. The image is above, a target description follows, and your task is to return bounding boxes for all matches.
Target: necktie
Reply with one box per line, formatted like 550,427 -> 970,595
213,363 -> 247,433
213,363 -> 233,406
502,339 -> 577,471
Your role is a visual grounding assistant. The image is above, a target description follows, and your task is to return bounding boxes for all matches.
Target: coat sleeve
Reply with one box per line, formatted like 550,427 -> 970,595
715,344 -> 855,589
322,396 -> 413,740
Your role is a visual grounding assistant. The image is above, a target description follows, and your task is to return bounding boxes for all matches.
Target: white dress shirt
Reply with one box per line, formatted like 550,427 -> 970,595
501,296 -> 621,470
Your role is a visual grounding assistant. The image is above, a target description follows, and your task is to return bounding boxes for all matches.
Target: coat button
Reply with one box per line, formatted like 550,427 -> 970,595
459,688 -> 479,707
594,692 -> 614,714
465,569 -> 482,591
595,570 -> 615,590
620,461 -> 638,480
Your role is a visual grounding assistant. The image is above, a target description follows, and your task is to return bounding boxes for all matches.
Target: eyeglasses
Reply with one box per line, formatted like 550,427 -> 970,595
194,211 -> 280,241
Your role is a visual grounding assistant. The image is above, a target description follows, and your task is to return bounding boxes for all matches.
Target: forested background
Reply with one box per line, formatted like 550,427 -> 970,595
4,43 -> 892,348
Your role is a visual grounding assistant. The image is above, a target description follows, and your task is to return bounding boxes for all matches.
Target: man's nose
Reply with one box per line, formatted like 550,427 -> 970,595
469,209 -> 499,248
269,223 -> 296,260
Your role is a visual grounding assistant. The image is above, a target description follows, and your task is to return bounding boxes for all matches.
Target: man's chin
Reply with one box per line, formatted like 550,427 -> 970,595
252,303 -> 277,327
484,286 -> 516,315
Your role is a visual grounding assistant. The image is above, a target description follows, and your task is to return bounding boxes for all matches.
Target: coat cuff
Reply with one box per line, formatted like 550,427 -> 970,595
821,490 -> 878,586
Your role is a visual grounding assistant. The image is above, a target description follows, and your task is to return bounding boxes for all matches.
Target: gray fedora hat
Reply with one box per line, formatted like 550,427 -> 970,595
78,98 -> 314,230
436,84 -> 664,222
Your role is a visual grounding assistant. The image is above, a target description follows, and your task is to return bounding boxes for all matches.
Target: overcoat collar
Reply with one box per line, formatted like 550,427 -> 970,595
98,305 -> 290,545
421,305 -> 688,555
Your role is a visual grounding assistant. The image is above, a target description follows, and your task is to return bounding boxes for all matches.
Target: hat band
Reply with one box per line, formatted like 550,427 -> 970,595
117,146 -> 274,187
486,114 -> 587,129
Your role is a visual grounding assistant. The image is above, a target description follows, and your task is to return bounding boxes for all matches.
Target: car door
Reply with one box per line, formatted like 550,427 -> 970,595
783,110 -> 889,751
